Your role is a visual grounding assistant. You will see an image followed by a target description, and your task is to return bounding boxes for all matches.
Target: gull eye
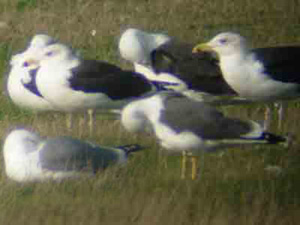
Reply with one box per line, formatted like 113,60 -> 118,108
23,62 -> 29,67
219,38 -> 228,45
46,51 -> 54,56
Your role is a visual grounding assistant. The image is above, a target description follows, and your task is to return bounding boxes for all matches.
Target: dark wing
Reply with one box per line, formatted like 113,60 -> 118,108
151,40 -> 236,95
69,60 -> 153,100
160,94 -> 253,139
253,46 -> 300,83
39,137 -> 120,173
22,69 -> 43,97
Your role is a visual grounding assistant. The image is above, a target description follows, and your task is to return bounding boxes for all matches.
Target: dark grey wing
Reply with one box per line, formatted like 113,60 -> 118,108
39,137 -> 121,173
22,69 -> 43,97
160,94 -> 253,139
253,46 -> 300,83
69,60 -> 153,100
151,40 -> 236,95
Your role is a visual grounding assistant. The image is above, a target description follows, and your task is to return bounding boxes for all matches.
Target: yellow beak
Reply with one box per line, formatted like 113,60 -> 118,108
192,43 -> 214,53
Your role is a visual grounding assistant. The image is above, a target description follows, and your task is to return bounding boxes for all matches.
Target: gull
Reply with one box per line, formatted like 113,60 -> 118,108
193,32 -> 300,129
118,28 -> 236,102
24,43 -> 165,133
3,128 -> 142,182
121,92 -> 287,179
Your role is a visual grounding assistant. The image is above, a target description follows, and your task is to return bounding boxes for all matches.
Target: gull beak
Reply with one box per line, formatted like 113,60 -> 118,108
192,43 -> 214,53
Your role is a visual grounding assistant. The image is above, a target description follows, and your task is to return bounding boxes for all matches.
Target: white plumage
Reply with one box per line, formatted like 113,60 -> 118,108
26,43 -> 162,113
193,32 -> 300,128
193,32 -> 300,101
7,34 -> 57,111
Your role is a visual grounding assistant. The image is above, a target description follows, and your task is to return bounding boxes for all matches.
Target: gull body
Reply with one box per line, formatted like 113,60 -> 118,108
3,129 -> 142,182
121,92 -> 286,179
122,92 -> 285,153
29,43 -> 163,113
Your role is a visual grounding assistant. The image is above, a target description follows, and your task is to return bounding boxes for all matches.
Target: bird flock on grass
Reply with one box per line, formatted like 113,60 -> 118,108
2,28 -> 298,182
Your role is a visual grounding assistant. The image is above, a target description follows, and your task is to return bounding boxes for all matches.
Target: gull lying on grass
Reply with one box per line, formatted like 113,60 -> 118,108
3,128 -> 142,182
121,92 -> 288,180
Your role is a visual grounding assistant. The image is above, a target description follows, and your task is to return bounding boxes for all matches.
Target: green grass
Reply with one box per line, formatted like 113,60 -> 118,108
0,0 -> 300,224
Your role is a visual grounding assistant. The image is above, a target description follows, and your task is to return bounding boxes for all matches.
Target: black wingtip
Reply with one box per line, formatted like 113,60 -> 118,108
117,144 -> 144,155
262,132 -> 287,144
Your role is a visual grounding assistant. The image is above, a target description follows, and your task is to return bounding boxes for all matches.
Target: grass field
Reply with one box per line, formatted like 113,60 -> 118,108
0,0 -> 300,224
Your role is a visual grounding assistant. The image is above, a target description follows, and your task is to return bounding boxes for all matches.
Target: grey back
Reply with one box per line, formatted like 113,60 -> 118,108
159,94 -> 252,139
39,137 -> 121,173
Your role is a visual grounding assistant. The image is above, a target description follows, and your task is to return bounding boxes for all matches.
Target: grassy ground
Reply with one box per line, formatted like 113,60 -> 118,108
0,0 -> 300,224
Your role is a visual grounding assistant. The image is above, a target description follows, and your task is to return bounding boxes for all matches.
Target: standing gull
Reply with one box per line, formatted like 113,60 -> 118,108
121,92 -> 287,179
25,43 -> 164,132
193,32 -> 300,128
3,128 -> 142,182
118,28 -> 236,101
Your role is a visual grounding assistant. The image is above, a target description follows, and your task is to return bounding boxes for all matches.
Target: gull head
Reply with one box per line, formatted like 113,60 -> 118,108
193,32 -> 248,57
26,43 -> 77,67
119,28 -> 171,66
29,34 -> 55,50
4,129 -> 42,155
10,34 -> 55,67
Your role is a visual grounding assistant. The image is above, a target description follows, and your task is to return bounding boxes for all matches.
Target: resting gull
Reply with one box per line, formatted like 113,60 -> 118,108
3,128 -> 142,182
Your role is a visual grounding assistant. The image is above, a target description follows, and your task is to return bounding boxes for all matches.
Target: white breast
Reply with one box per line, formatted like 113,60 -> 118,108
220,53 -> 298,100
7,66 -> 55,111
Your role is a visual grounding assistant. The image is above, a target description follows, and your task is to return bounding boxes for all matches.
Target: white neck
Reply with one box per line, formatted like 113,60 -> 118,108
121,100 -> 147,133
219,50 -> 259,96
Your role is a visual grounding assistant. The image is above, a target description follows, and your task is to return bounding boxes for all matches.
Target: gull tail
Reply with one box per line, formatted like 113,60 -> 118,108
241,132 -> 291,148
260,132 -> 287,144
260,132 -> 294,148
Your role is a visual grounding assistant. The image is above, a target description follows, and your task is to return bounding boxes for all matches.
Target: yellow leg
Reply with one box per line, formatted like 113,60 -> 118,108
66,113 -> 73,131
79,113 -> 87,137
191,156 -> 198,180
276,101 -> 285,131
158,148 -> 168,170
181,151 -> 187,179
264,105 -> 272,130
88,109 -> 95,135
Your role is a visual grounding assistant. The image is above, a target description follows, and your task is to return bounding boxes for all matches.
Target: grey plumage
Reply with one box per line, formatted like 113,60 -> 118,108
160,95 -> 251,139
121,92 -> 287,154
3,128 -> 143,182
39,137 -> 127,172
